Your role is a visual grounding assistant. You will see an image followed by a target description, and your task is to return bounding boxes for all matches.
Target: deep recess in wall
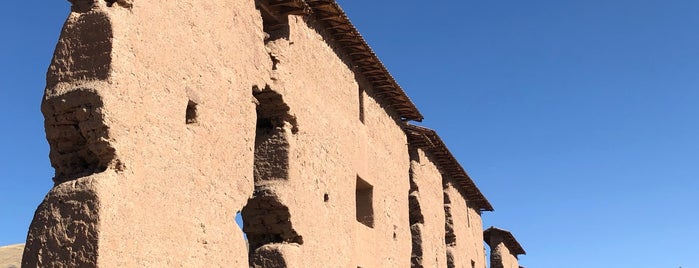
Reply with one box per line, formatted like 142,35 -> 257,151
444,182 -> 457,268
443,189 -> 456,247
44,89 -> 116,183
186,100 -> 198,124
356,176 -> 374,228
256,0 -> 291,42
408,156 -> 426,266
242,88 -> 301,266
359,87 -> 365,124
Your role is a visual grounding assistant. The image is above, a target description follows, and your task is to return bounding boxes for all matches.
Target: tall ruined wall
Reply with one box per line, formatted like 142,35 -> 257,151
24,0 -> 270,266
408,148 -> 448,268
484,228 -> 524,268
443,179 -> 486,268
22,1 -> 506,267
239,12 -> 411,267
489,242 -> 519,268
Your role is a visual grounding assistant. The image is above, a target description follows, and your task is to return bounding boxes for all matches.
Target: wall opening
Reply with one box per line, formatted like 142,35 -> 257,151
252,87 -> 296,181
242,194 -> 302,250
242,87 -> 301,266
256,0 -> 291,42
356,176 -> 374,228
186,100 -> 198,124
358,87 -> 365,124
235,212 -> 246,239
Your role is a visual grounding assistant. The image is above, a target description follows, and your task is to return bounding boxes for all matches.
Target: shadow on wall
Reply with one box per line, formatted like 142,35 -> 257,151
240,87 -> 302,267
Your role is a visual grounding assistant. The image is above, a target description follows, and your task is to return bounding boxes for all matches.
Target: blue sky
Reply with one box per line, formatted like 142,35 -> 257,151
2,1 -> 698,267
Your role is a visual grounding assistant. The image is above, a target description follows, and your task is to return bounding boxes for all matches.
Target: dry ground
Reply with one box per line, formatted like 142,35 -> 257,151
0,244 -> 23,268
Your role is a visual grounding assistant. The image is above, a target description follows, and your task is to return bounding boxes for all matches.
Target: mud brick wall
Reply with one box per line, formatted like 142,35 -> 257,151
23,1 -> 506,267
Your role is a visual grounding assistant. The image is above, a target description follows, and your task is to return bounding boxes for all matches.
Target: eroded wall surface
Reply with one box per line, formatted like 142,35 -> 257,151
489,242 -> 519,268
444,179 -> 486,268
24,0 -> 269,266
408,148 -> 448,268
23,1 -> 501,267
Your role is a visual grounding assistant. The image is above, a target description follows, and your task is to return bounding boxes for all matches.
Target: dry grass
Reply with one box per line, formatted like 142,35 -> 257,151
0,244 -> 23,268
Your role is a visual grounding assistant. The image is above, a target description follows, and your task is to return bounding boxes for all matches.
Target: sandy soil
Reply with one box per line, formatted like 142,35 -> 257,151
0,244 -> 23,268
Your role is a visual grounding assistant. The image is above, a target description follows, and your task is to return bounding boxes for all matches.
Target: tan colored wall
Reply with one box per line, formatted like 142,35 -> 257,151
408,148 -> 448,267
240,14 -> 411,267
444,179 -> 486,268
24,0 -> 269,266
467,203 -> 487,268
489,242 -> 519,268
24,1 -> 501,268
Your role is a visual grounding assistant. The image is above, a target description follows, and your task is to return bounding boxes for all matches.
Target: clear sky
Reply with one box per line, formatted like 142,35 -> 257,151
1,1 -> 698,267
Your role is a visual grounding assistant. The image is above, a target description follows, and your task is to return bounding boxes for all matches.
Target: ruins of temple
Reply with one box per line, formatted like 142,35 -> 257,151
22,0 -> 526,267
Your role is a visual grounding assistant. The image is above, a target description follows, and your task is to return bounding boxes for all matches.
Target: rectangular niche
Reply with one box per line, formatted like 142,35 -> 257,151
356,176 -> 374,228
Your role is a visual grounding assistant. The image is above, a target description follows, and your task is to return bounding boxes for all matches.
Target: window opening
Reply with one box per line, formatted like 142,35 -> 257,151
356,176 -> 374,228
186,100 -> 198,124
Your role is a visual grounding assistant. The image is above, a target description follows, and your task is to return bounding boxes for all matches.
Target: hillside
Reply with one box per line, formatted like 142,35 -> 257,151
0,244 -> 23,268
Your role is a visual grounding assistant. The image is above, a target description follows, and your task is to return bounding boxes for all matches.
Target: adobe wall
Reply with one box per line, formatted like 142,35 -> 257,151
24,0 -> 268,266
408,148 -> 448,268
240,13 -> 411,267
489,241 -> 519,268
443,179 -> 486,268
23,1 -> 510,268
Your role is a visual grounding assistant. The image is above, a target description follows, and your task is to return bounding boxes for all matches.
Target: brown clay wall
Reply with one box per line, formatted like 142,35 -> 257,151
25,0 -> 269,266
408,148 -> 448,267
444,179 -> 486,268
243,14 -> 411,267
467,204 -> 487,268
490,242 -> 519,268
